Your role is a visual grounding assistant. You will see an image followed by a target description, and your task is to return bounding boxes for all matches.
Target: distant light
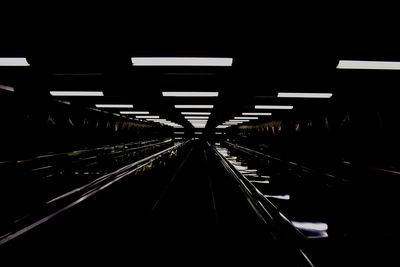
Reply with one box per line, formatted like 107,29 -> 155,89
242,112 -> 272,116
113,113 -> 121,117
174,132 -> 184,134
175,105 -> 213,109
147,119 -> 167,122
255,105 -> 293,109
234,116 -> 259,120
131,57 -> 233,66
162,91 -> 219,97
0,84 -> 14,92
173,125 -> 184,128
181,112 -> 211,115
265,194 -> 290,200
229,119 -> 249,122
278,92 -> 332,98
194,132 -> 202,134
215,132 -> 224,135
217,125 -> 229,128
136,115 -> 160,119
0,57 -> 29,66
185,116 -> 209,119
51,91 -> 104,96
96,104 -> 133,108
337,60 -> 400,70
291,221 -> 328,232
120,111 -> 149,114
224,121 -> 242,125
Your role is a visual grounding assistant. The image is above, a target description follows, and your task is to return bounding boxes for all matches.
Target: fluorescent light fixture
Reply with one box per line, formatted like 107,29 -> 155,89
173,125 -> 184,128
215,132 -> 224,135
217,125 -> 229,128
255,105 -> 293,109
0,84 -> 14,92
278,92 -> 332,98
265,194 -> 290,200
136,115 -> 160,119
291,221 -> 328,232
242,112 -> 272,116
96,104 -> 133,108
0,57 -> 29,66
234,116 -> 259,120
147,119 -> 168,122
175,105 -> 213,109
120,111 -> 149,115
51,91 -> 104,96
185,116 -> 209,119
337,60 -> 400,70
193,125 -> 206,128
194,132 -> 202,134
224,121 -> 242,125
131,57 -> 233,66
162,91 -> 218,97
113,113 -> 121,116
174,132 -> 184,134
229,119 -> 249,122
181,112 -> 211,115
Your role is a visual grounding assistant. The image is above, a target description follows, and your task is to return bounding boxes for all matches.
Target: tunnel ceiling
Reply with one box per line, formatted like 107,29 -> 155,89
1,19 -> 400,132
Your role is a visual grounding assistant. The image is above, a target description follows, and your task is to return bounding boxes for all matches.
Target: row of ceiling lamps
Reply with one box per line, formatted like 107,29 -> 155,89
215,92 -> 334,129
163,91 -> 219,129
3,57 -> 400,69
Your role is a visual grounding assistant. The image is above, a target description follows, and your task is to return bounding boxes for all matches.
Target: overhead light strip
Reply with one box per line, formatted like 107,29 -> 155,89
131,57 -> 233,66
51,91 -> 104,96
120,111 -> 149,114
0,57 -> 29,66
242,112 -> 272,116
255,105 -> 293,110
277,92 -> 332,98
96,104 -> 133,108
337,60 -> 400,70
0,84 -> 14,92
162,91 -> 218,97
234,117 -> 259,120
185,116 -> 209,119
181,112 -> 211,115
175,105 -> 213,109
136,115 -> 160,119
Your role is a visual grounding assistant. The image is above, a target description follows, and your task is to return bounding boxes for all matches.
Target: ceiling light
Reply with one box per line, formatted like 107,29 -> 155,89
175,105 -> 213,109
120,111 -> 149,114
51,91 -> 104,96
174,132 -> 184,134
217,125 -> 229,128
185,116 -> 209,119
337,60 -> 400,70
136,115 -> 160,119
96,104 -> 133,108
242,112 -> 272,116
181,112 -> 211,115
224,121 -> 242,125
0,84 -> 14,92
162,91 -> 218,97
0,57 -> 29,66
131,57 -> 233,66
278,92 -> 332,98
255,105 -> 293,109
229,119 -> 249,122
234,116 -> 259,120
